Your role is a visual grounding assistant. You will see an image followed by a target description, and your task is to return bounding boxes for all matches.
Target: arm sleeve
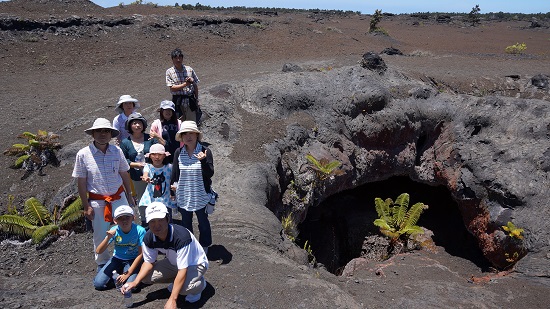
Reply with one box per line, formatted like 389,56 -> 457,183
200,146 -> 214,179
170,148 -> 181,185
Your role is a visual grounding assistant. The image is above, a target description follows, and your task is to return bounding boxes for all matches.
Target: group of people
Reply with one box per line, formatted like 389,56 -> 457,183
72,48 -> 213,307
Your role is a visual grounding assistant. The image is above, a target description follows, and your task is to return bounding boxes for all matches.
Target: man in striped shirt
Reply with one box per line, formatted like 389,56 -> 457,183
72,118 -> 136,269
165,48 -> 200,122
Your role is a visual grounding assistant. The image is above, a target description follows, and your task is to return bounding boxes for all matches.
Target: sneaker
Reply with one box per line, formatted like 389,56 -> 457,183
185,279 -> 206,303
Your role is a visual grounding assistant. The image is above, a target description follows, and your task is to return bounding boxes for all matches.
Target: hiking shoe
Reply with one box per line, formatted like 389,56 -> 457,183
185,279 -> 206,303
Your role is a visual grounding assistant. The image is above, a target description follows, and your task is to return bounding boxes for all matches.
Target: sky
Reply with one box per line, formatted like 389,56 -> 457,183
89,0 -> 549,14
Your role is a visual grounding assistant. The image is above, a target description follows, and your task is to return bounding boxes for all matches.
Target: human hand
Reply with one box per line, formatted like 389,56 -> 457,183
164,298 -> 178,309
193,149 -> 207,161
106,229 -> 116,238
121,282 -> 135,294
84,206 -> 94,221
118,272 -> 129,284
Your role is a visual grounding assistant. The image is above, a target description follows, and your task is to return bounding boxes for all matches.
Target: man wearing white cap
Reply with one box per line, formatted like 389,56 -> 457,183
72,117 -> 136,269
122,202 -> 208,307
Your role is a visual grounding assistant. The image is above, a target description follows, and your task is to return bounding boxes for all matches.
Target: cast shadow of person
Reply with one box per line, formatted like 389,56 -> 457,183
131,245 -> 232,307
132,282 -> 215,308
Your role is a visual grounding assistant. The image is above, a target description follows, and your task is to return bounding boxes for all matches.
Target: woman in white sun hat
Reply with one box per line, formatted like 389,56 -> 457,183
170,120 -> 214,254
112,95 -> 140,145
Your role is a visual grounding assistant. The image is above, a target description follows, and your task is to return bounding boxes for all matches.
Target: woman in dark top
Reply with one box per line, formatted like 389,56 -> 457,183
120,112 -> 158,226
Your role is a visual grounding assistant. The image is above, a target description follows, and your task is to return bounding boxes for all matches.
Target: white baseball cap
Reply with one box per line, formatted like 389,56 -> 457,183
114,205 -> 134,219
145,202 -> 169,223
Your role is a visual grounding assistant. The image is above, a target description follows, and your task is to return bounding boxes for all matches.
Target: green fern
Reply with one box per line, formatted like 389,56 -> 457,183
373,193 -> 428,242
305,154 -> 344,181
32,224 -> 59,244
24,197 -> 51,226
59,197 -> 84,228
0,196 -> 83,245
0,214 -> 36,238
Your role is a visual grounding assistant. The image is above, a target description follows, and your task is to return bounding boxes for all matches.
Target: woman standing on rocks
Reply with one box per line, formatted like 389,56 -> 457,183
170,121 -> 214,254
120,112 -> 159,226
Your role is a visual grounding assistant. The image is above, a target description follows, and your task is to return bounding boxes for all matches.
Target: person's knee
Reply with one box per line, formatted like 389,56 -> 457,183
93,278 -> 108,290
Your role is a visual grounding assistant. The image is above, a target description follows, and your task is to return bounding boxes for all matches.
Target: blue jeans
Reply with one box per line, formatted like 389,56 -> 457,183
93,256 -> 141,290
178,207 -> 212,247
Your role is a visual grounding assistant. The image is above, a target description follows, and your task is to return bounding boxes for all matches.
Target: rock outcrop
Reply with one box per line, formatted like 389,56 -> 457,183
200,62 -> 550,273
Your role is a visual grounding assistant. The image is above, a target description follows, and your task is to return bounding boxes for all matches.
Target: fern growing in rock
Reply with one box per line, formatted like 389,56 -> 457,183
3,130 -> 62,179
373,193 -> 428,243
0,196 -> 83,244
305,154 -> 344,181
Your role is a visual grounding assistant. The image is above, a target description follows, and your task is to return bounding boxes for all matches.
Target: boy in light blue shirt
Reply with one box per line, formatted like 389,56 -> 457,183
93,205 -> 146,290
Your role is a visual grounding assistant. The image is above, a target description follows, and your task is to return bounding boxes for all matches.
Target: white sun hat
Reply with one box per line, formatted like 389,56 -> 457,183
84,117 -> 120,138
175,121 -> 203,142
115,95 -> 140,114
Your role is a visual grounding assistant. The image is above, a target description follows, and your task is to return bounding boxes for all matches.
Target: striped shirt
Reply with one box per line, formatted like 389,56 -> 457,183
72,143 -> 130,195
175,143 -> 210,211
165,65 -> 199,96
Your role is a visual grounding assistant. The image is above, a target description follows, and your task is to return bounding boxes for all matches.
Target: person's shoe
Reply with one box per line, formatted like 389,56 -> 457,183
185,279 -> 206,303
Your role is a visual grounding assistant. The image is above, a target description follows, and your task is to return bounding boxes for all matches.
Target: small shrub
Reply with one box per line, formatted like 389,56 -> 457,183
3,130 -> 62,179
468,4 -> 481,26
505,42 -> 527,54
369,9 -> 382,32
249,22 -> 266,30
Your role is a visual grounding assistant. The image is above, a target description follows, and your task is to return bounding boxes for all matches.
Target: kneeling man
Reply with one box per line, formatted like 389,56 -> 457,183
122,202 -> 208,308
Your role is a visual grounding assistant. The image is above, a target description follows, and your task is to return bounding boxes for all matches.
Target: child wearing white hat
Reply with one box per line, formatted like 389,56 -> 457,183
139,144 -> 177,224
93,205 -> 146,291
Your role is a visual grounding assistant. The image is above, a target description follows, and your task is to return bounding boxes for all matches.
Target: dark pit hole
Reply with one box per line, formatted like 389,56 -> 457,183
471,125 -> 482,136
296,176 -> 491,274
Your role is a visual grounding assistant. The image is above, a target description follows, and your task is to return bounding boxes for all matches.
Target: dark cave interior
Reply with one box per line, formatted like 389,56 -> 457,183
297,176 -> 492,274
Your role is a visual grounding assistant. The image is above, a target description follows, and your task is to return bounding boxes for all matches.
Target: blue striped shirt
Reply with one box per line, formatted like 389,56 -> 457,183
175,143 -> 210,211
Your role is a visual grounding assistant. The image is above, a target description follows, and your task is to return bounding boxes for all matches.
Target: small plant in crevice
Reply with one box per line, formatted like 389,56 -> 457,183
373,193 -> 428,252
303,240 -> 317,266
502,221 -> 524,239
281,213 -> 298,242
0,196 -> 83,245
305,154 -> 344,181
500,221 -> 526,269
3,130 -> 62,179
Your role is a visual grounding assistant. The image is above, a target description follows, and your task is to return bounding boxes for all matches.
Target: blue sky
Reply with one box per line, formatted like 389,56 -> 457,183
89,0 -> 549,14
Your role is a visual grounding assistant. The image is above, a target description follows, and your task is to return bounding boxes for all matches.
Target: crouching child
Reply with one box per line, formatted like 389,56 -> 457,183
93,205 -> 146,290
